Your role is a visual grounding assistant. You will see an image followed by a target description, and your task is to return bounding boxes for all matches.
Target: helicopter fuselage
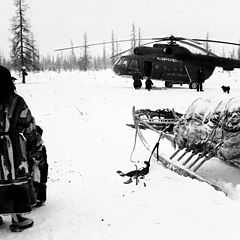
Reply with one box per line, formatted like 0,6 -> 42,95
54,35 -> 240,86
113,43 -> 239,88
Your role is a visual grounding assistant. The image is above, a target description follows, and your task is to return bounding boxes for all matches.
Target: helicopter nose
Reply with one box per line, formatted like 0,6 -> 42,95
113,65 -> 121,75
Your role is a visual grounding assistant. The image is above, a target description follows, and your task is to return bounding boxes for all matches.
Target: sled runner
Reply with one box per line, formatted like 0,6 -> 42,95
132,106 -> 225,194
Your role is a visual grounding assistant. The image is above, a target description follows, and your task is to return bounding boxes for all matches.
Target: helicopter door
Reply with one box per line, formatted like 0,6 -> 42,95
144,61 -> 152,77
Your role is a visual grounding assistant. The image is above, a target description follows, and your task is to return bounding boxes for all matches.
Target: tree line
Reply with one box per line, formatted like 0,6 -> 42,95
0,0 -> 141,77
1,0 -> 240,83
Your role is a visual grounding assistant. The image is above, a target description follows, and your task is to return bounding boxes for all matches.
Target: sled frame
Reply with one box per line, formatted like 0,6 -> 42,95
132,106 -> 225,194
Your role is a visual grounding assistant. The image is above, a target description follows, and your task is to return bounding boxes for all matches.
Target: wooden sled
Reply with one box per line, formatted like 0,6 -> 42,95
132,106 -> 226,195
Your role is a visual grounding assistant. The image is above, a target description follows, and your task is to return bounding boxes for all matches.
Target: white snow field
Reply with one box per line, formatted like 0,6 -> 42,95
2,68 -> 240,240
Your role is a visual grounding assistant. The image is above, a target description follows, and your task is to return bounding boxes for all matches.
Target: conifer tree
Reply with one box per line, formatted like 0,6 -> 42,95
10,0 -> 39,82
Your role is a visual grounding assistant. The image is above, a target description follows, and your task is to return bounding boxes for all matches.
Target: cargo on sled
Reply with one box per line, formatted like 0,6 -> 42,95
132,96 -> 240,195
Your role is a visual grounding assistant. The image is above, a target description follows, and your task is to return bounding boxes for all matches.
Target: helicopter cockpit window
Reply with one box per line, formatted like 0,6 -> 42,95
116,57 -> 128,67
129,59 -> 139,69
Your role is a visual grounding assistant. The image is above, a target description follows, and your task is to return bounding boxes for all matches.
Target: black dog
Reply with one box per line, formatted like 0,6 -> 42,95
221,85 -> 230,94
117,161 -> 150,184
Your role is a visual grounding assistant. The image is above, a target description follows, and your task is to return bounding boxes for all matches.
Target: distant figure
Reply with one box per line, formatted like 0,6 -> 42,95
221,85 -> 230,94
132,71 -> 143,89
145,77 -> 153,91
196,68 -> 205,92
21,66 -> 28,83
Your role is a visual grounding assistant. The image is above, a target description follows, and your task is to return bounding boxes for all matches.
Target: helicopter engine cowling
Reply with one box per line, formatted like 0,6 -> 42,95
163,47 -> 172,55
162,45 -> 191,60
134,46 -> 161,56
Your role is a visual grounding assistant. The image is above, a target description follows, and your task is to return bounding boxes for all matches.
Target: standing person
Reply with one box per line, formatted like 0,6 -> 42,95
28,125 -> 48,207
145,76 -> 153,91
196,68 -> 205,92
132,71 -> 143,89
21,66 -> 28,83
0,66 -> 39,232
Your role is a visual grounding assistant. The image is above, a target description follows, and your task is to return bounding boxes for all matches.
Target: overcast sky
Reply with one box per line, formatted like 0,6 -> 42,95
1,0 -> 240,57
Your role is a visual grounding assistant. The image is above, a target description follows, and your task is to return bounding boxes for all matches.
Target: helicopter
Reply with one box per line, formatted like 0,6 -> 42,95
54,35 -> 240,89
112,36 -> 240,89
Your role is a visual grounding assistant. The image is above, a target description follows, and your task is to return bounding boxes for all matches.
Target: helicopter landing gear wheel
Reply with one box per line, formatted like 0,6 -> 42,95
189,81 -> 197,89
165,81 -> 173,88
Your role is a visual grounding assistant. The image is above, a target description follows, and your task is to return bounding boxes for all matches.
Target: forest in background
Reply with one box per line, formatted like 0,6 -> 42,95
1,0 -> 240,73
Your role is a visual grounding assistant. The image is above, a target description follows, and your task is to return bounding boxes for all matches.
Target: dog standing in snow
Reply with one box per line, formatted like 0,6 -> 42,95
221,85 -> 230,94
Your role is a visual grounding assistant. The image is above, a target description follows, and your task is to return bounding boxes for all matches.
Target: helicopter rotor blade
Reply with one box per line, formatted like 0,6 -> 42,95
54,39 -> 140,52
54,35 -> 240,52
179,40 -> 218,57
191,38 -> 240,46
153,36 -> 203,45
137,40 -> 162,46
110,37 -> 210,59
54,42 -> 106,52
110,40 -> 161,58
146,36 -> 240,47
54,36 -> 204,53
110,48 -> 133,59
184,38 -> 202,45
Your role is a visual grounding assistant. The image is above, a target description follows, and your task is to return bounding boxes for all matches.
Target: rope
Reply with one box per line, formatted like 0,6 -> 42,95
130,109 -> 172,185
130,106 -> 174,185
130,120 -> 139,164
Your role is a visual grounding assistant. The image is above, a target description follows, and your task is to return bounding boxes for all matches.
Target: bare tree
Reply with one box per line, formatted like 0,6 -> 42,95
102,41 -> 107,69
115,39 -> 121,59
10,0 -> 39,82
70,40 -> 77,70
205,31 -> 210,53
131,23 -> 136,51
82,32 -> 91,71
238,40 -> 240,60
111,30 -> 116,64
222,47 -> 226,58
230,47 -> 236,59
138,27 -> 141,46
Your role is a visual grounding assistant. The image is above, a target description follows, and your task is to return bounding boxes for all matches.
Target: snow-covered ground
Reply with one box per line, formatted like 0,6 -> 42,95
2,68 -> 240,239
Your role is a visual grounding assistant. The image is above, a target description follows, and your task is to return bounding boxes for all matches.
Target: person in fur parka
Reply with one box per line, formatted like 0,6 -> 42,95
0,66 -> 40,231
